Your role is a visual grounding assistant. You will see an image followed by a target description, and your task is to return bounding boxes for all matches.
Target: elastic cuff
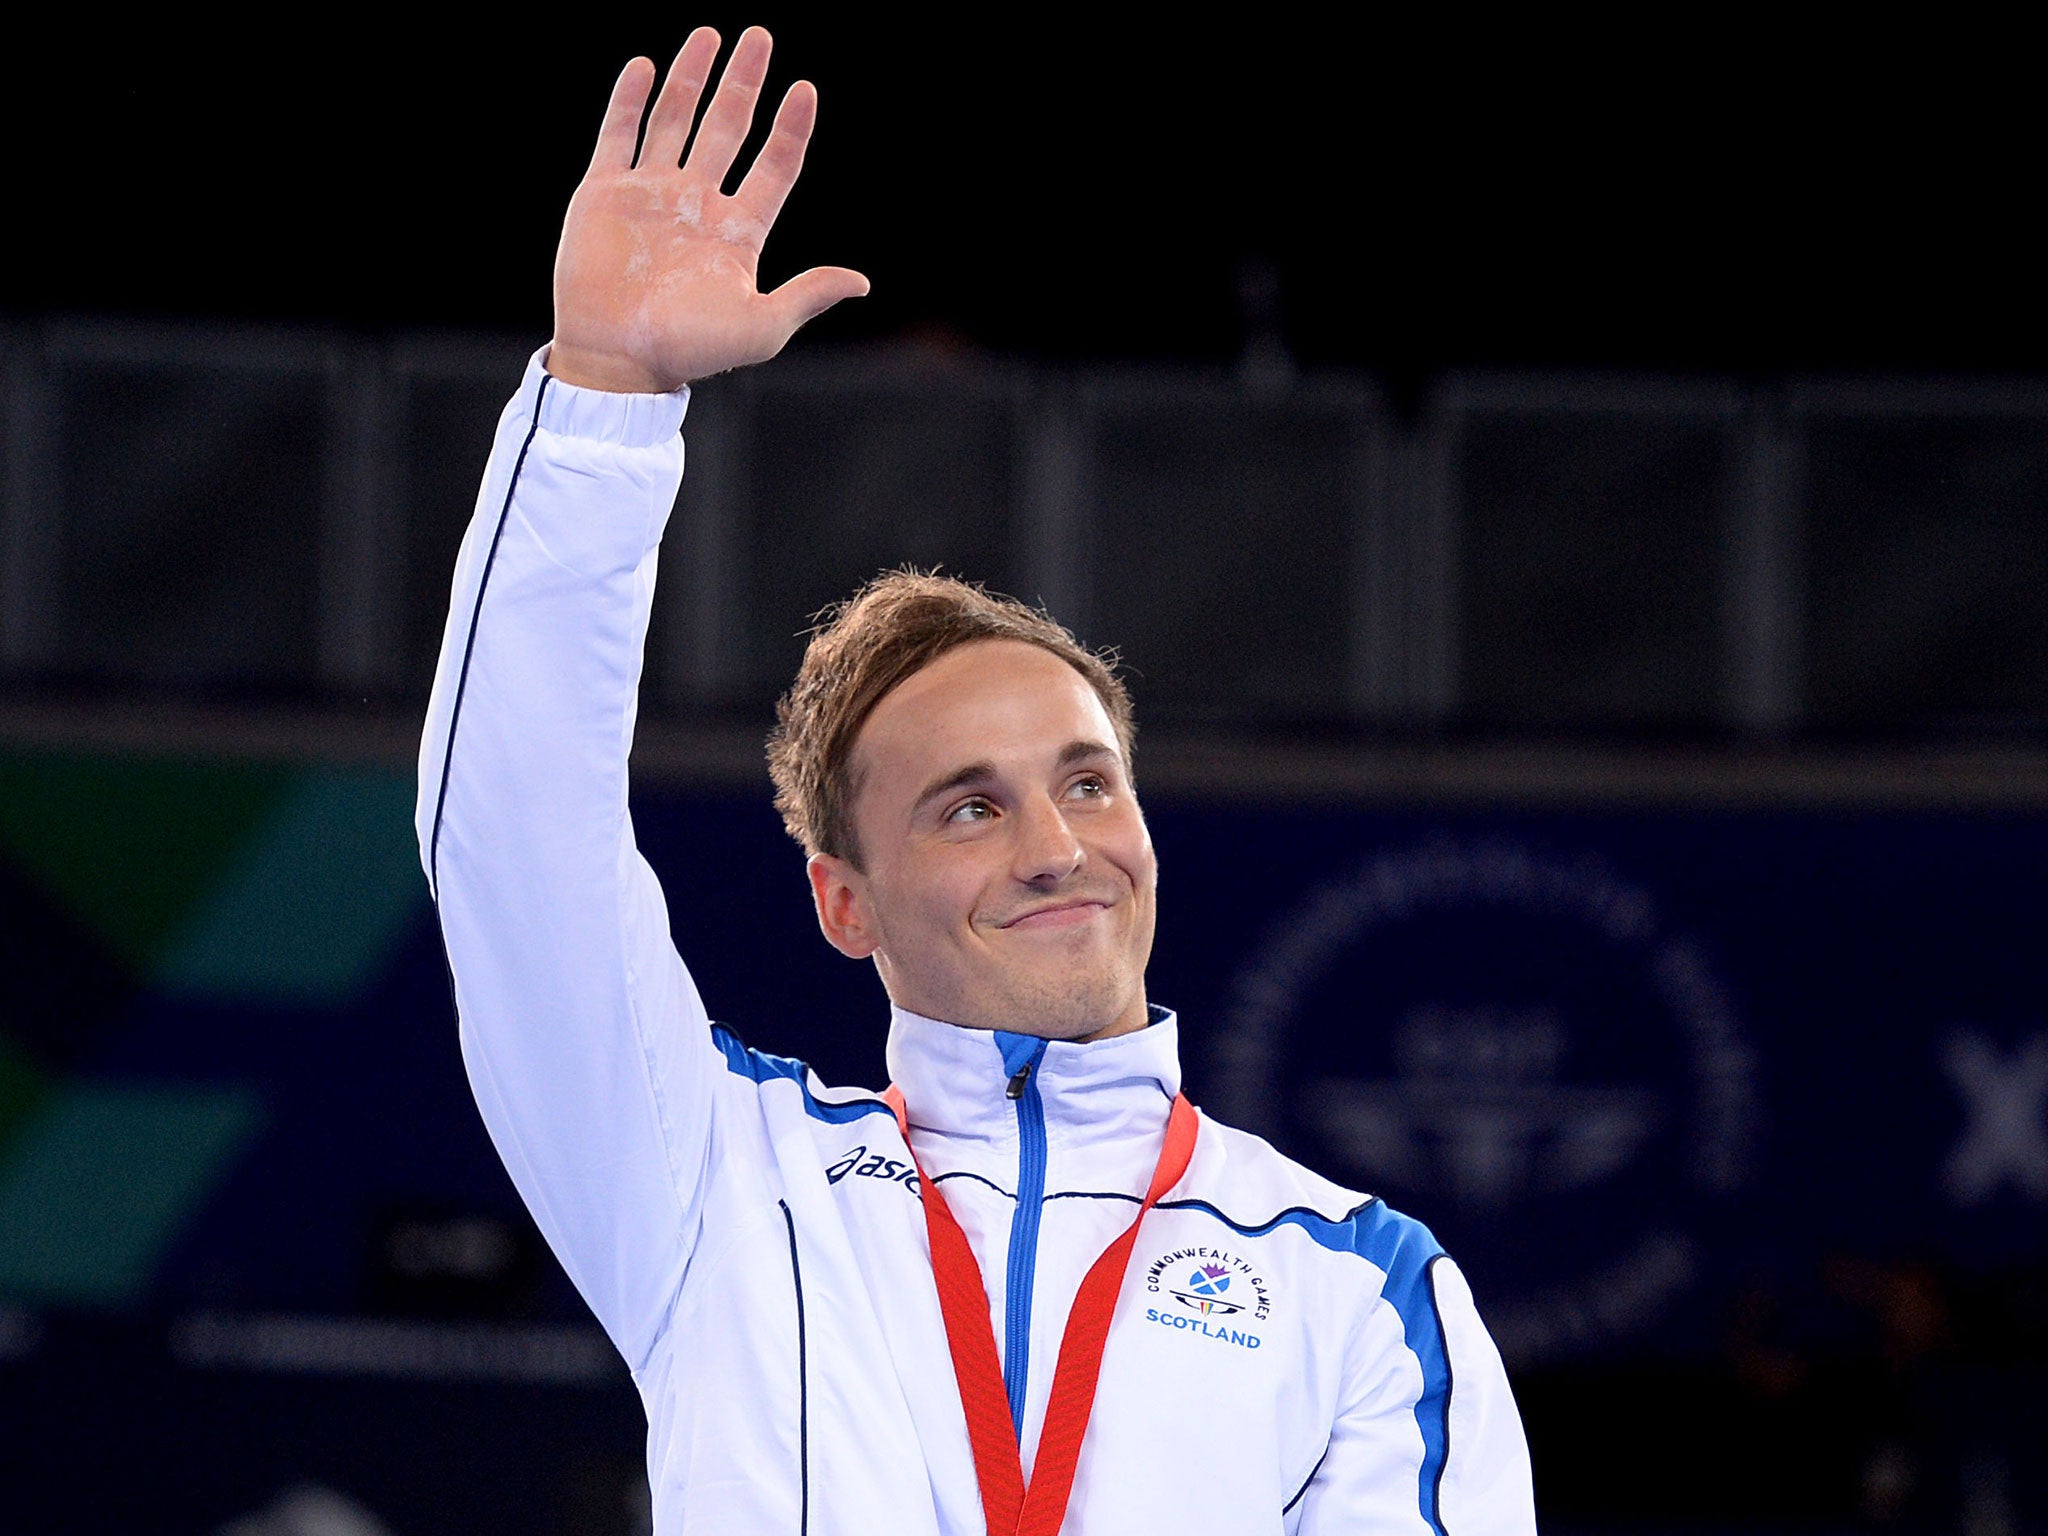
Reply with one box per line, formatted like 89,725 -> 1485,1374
527,345 -> 691,446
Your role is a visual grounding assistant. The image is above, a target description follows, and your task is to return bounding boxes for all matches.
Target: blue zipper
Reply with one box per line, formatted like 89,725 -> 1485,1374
993,1030 -> 1050,1441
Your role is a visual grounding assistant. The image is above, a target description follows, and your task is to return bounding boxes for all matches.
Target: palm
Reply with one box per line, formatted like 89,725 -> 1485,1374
551,28 -> 868,393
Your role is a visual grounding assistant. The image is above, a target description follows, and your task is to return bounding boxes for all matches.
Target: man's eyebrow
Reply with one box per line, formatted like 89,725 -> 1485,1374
911,741 -> 1123,815
1058,739 -> 1121,769
913,761 -> 998,813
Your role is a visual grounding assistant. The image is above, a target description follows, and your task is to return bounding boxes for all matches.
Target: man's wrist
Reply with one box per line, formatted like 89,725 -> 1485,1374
544,340 -> 678,396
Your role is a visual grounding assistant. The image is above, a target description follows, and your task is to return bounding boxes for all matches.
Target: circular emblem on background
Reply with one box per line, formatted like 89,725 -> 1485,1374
1210,837 -> 1759,1363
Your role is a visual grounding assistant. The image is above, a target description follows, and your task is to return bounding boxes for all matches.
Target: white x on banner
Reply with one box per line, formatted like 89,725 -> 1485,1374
1942,1029 -> 2048,1204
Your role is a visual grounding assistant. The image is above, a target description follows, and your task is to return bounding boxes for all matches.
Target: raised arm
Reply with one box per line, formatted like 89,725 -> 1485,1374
415,27 -> 863,1369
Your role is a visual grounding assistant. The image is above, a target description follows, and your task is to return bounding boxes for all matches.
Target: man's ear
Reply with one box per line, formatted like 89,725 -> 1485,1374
808,852 -> 880,959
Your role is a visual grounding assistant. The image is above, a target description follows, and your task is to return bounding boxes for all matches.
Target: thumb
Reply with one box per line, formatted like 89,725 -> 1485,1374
769,266 -> 871,334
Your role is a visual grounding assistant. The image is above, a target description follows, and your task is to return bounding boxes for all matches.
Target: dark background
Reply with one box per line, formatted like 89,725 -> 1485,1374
10,16 -> 2041,382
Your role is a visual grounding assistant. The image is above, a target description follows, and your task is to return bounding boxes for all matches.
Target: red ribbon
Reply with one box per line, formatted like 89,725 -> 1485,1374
884,1083 -> 1199,1536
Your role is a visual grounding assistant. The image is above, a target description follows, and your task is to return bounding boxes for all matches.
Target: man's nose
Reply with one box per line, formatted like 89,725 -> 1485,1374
1012,792 -> 1084,884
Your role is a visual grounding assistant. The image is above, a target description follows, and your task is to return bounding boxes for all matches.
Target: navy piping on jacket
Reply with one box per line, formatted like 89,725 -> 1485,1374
1283,1442 -> 1332,1516
428,373 -> 550,905
778,1199 -> 810,1535
930,1172 -> 1151,1205
1425,1255 -> 1457,1533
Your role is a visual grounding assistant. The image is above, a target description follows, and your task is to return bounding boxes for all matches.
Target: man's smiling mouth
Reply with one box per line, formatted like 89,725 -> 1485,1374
998,899 -> 1112,931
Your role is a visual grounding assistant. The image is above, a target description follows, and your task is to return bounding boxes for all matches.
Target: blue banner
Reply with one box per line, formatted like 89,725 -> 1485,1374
3,755 -> 2044,1531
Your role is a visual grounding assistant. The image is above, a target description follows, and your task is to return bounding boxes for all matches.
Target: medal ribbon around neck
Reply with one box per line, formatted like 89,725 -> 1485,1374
882,1081 -> 1200,1536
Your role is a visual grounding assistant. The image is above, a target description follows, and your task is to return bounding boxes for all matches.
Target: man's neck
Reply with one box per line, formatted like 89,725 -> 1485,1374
885,990 -> 1153,1045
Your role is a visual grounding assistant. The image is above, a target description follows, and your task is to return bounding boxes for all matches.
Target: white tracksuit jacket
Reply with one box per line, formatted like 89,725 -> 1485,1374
417,351 -> 1538,1535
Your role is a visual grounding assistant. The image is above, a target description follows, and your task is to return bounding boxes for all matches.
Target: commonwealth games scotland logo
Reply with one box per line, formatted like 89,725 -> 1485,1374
1173,1263 -> 1242,1317
1142,1245 -> 1271,1346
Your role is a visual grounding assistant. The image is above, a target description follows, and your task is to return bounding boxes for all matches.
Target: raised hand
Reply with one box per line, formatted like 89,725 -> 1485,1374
549,27 -> 869,393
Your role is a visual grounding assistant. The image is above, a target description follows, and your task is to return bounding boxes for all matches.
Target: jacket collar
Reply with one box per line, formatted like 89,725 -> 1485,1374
884,1002 -> 1182,1167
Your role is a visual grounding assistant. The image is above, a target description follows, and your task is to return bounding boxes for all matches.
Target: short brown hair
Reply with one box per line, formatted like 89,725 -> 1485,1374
767,570 -> 1136,866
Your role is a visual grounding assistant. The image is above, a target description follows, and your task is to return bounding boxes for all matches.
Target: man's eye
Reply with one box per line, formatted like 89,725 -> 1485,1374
1068,775 -> 1106,798
946,799 -> 994,823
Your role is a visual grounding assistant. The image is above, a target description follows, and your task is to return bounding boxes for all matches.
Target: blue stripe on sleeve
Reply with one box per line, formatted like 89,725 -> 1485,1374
710,1025 -> 897,1126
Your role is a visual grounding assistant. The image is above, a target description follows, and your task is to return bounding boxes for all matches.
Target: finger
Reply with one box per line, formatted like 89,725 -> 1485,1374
640,27 -> 721,169
732,81 -> 817,232
683,24 -> 773,188
768,266 -> 872,335
588,57 -> 658,175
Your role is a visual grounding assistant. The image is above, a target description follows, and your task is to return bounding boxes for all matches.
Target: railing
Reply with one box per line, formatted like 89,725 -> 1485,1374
4,315 -> 2045,739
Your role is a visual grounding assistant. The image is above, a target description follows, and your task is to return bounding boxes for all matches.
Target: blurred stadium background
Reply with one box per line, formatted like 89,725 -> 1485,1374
2,15 -> 2043,1535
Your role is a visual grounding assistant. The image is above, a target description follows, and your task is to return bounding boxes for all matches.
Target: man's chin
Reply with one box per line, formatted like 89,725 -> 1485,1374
981,975 -> 1145,1042
886,956 -> 1145,1041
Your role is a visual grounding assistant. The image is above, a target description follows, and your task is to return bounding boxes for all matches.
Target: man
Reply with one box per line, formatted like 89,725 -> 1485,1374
417,25 -> 1535,1534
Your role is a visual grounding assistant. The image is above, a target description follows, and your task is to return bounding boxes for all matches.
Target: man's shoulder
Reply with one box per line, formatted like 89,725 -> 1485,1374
1180,1108 -> 1448,1283
708,1023 -> 895,1126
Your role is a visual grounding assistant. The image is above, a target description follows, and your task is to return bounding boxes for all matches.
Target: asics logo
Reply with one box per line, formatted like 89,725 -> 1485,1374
826,1144 -> 921,1195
